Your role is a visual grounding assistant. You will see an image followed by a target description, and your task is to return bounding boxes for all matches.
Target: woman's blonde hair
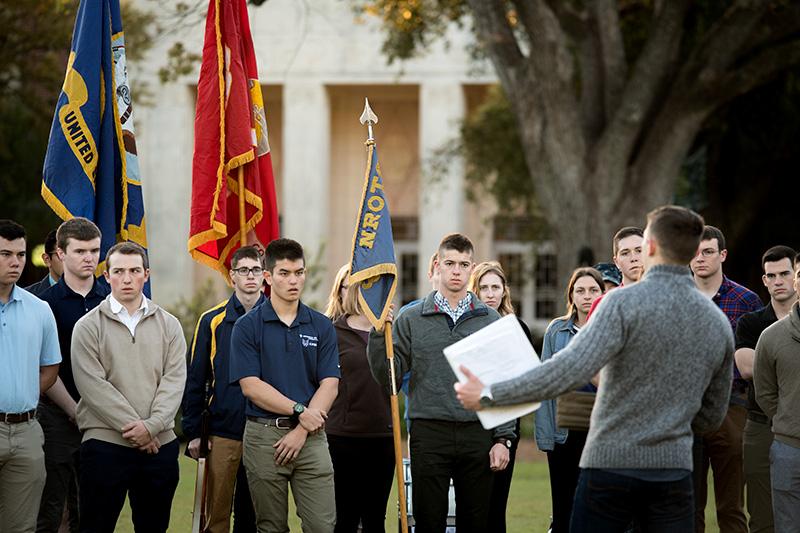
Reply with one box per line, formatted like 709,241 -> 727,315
469,261 -> 515,316
324,264 -> 350,319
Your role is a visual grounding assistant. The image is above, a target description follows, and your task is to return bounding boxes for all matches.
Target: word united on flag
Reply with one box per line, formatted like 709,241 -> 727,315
42,0 -> 148,273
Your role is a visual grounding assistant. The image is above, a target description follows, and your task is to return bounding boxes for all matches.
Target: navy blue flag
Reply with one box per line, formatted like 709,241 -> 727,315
349,142 -> 397,328
42,0 -> 148,281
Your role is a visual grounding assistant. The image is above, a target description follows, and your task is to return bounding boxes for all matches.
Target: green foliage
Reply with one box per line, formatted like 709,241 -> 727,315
158,42 -> 202,84
166,278 -> 222,347
350,0 -> 469,64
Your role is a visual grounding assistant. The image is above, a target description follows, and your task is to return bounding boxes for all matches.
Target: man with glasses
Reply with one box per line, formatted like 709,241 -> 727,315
368,233 -> 516,532
182,246 -> 265,533
25,230 -> 63,297
690,225 -> 762,533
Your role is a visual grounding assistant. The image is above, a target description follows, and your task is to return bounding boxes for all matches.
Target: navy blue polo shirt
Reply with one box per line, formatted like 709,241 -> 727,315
229,299 -> 340,418
40,277 -> 109,401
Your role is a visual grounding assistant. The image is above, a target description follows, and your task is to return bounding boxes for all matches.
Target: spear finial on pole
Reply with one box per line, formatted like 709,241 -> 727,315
359,97 -> 378,143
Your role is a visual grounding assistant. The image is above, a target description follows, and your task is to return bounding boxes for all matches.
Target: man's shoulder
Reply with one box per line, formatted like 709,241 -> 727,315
723,277 -> 761,303
197,299 -> 229,329
302,304 -> 335,333
15,285 -> 54,316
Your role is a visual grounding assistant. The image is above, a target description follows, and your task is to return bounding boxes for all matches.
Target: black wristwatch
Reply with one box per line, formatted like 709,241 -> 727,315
495,438 -> 513,449
292,402 -> 305,417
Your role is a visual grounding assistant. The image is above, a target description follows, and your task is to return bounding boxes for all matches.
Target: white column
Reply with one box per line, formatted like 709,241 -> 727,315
418,81 -> 465,295
282,81 -> 330,302
139,82 -> 196,305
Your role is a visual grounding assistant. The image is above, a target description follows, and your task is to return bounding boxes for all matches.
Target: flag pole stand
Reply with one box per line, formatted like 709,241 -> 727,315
385,325 -> 410,532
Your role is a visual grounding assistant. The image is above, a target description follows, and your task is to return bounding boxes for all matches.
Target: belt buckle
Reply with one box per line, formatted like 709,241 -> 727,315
275,417 -> 293,430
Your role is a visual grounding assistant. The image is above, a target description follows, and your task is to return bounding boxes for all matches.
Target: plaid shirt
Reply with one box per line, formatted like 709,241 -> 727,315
433,291 -> 473,324
713,275 -> 763,402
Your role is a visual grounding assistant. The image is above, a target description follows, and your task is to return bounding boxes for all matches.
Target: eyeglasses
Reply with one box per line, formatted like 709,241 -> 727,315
698,249 -> 719,258
233,266 -> 264,277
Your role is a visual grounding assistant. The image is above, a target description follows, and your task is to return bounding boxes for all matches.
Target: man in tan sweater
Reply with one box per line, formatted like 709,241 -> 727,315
754,254 -> 800,533
71,242 -> 186,533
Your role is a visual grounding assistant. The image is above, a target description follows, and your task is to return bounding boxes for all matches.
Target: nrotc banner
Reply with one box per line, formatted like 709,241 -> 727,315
42,0 -> 148,272
189,0 -> 280,282
349,142 -> 398,329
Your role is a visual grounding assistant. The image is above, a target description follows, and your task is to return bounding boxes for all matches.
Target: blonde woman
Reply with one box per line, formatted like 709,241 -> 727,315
469,261 -> 531,533
324,263 -> 350,321
324,265 -> 394,532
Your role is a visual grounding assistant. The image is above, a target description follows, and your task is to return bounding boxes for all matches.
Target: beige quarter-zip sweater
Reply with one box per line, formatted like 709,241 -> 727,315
71,296 -> 187,448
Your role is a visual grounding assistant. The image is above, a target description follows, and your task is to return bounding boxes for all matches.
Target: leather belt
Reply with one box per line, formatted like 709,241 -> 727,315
0,409 -> 37,424
247,415 -> 297,430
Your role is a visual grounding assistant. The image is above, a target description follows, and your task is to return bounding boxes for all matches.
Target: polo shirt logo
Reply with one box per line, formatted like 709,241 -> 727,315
299,334 -> 318,347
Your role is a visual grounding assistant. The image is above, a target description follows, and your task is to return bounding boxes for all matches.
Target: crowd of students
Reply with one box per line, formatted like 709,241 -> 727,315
1,205 -> 798,533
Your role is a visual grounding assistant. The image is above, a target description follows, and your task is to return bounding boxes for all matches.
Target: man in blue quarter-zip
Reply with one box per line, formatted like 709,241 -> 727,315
183,246 -> 265,533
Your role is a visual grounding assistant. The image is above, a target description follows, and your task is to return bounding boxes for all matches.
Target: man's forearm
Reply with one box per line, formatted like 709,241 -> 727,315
240,377 -> 296,415
734,348 -> 755,380
45,377 -> 77,418
308,378 -> 339,413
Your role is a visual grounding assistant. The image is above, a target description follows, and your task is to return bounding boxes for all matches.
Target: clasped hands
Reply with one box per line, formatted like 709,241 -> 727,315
122,420 -> 160,454
272,406 -> 327,466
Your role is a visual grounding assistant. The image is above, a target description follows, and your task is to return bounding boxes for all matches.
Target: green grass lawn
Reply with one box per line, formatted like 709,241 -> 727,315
114,442 -> 721,532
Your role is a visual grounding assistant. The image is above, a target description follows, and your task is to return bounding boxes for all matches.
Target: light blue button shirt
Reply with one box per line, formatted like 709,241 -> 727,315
0,285 -> 61,413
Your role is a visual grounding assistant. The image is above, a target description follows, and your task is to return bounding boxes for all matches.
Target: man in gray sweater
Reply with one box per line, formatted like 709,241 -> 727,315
456,206 -> 734,532
753,255 -> 800,532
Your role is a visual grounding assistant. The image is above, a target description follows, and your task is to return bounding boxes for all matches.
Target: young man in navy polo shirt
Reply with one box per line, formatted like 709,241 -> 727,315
231,238 -> 340,532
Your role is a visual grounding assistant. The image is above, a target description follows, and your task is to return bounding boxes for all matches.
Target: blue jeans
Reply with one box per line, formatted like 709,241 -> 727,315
570,469 -> 694,533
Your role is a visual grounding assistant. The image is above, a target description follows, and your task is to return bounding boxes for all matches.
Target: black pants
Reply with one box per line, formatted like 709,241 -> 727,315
232,458 -> 256,533
546,430 -> 588,533
487,419 -> 520,533
79,438 -> 179,533
37,403 -> 82,533
409,419 -> 493,533
570,469 -> 694,532
328,434 -> 394,533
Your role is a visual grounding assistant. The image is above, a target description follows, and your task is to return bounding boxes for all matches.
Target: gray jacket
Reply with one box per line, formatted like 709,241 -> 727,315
368,291 -> 515,440
490,264 -> 734,470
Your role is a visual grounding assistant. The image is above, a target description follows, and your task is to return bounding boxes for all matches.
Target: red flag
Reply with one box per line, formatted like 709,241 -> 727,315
189,0 -> 279,282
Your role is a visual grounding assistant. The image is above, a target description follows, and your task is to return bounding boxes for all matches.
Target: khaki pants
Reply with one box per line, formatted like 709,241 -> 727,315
743,417 -> 774,533
0,420 -> 46,533
203,435 -> 253,533
243,420 -> 335,533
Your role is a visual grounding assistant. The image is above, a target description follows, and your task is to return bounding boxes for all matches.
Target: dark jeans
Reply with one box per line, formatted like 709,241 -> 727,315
79,438 -> 180,533
570,469 -> 694,533
37,402 -> 81,533
488,419 -> 521,533
328,434 -> 394,533
546,430 -> 588,533
409,419 -> 493,533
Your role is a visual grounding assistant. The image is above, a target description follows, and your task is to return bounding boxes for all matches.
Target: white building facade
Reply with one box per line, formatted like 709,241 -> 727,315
134,0 -> 557,327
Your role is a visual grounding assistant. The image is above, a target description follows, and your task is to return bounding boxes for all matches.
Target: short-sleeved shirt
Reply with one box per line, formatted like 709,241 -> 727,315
229,299 -> 340,418
735,304 -> 778,417
0,285 -> 61,413
40,277 -> 108,401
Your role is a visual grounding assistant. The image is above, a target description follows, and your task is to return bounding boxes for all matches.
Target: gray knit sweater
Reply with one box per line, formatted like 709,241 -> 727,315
492,264 -> 734,470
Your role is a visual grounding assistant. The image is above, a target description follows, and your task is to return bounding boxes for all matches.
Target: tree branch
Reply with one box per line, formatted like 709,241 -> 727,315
465,0 -> 525,93
542,0 -> 588,38
593,0 -> 627,122
592,0 -> 690,194
715,40 -> 800,105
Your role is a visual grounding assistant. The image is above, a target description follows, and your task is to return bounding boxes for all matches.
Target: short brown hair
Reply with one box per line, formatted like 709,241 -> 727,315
57,217 -> 101,252
646,206 -> 705,264
105,241 -> 149,270
701,225 -> 726,251
231,245 -> 263,269
438,233 -> 474,256
264,239 -> 304,271
612,227 -> 644,256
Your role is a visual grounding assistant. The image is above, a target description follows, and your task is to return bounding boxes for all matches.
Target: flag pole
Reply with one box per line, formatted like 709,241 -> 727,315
238,166 -> 246,246
360,98 -> 409,532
